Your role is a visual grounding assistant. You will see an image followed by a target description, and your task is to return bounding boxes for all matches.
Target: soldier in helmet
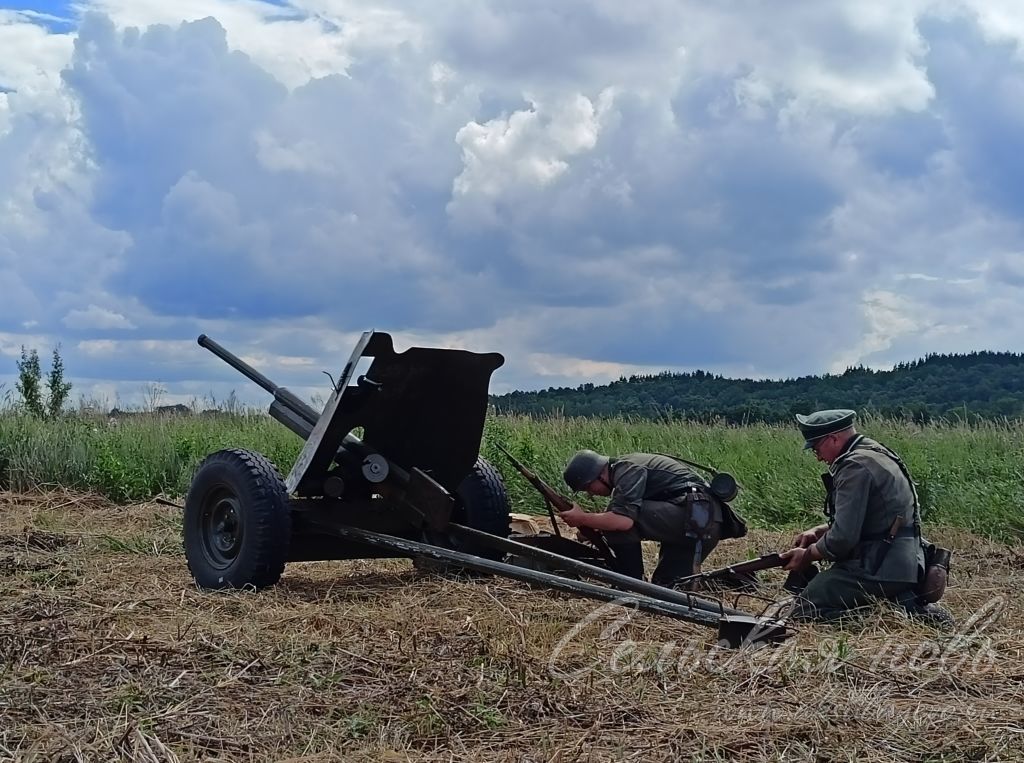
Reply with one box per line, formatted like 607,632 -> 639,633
780,409 -> 952,625
559,450 -> 734,586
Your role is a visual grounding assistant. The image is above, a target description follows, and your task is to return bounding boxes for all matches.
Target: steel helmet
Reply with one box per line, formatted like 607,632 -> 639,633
563,449 -> 610,491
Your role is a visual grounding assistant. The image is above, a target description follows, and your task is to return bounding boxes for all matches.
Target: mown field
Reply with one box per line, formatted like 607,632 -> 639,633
1,493 -> 1022,762
1,412 -> 1023,761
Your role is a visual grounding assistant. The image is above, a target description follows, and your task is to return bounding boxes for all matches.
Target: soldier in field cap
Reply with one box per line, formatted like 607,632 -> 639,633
780,409 -> 953,626
797,409 -> 856,450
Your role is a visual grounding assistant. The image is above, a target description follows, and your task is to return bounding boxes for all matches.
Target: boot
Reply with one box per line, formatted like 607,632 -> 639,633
910,602 -> 956,630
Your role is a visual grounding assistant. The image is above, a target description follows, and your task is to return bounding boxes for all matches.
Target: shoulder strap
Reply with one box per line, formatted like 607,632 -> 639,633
844,438 -> 923,539
654,452 -> 716,477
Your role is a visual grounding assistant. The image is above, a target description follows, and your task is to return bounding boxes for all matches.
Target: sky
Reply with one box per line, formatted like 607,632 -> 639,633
2,1 -> 1024,410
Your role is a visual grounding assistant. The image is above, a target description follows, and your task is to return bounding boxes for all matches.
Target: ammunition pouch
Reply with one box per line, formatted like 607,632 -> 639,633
719,501 -> 748,540
675,487 -> 748,540
661,481 -> 748,541
916,542 -> 951,604
681,489 -> 715,538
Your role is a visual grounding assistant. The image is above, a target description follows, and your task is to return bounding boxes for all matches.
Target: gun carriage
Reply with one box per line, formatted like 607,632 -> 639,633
184,332 -> 787,647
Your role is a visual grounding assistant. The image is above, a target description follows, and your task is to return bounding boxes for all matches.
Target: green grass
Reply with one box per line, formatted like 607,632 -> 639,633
1,410 -> 1021,541
483,413 -> 1024,542
0,412 -> 302,500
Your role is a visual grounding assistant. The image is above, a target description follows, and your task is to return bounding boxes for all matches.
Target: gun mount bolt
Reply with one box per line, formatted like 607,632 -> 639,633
324,475 -> 346,498
362,454 -> 389,483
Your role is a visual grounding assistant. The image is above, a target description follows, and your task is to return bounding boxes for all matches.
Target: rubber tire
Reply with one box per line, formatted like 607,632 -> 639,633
454,457 -> 511,548
183,448 -> 291,590
416,457 -> 511,568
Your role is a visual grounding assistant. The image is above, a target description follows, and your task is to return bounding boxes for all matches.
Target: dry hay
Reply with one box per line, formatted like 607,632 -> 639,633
0,490 -> 1022,762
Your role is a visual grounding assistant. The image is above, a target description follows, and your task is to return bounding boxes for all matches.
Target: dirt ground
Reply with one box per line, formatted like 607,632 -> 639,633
1,490 -> 1022,763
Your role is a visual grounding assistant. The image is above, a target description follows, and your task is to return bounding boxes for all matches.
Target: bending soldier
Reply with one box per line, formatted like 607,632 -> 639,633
780,409 -> 952,625
559,451 -> 740,587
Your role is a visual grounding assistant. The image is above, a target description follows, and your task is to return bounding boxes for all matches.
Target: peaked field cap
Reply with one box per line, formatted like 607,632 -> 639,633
795,409 -> 856,449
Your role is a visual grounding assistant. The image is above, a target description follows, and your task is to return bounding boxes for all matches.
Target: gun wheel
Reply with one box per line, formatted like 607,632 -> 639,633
416,457 -> 510,570
184,448 -> 291,590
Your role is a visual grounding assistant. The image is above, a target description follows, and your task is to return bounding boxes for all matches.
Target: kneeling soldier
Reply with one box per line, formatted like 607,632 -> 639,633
559,450 -> 738,587
781,409 -> 951,625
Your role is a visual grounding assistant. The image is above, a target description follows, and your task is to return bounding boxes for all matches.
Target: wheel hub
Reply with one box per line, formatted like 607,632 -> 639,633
201,493 -> 244,568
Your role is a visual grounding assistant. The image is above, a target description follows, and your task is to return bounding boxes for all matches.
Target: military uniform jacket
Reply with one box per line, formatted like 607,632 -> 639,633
813,435 -> 925,584
606,453 -> 718,542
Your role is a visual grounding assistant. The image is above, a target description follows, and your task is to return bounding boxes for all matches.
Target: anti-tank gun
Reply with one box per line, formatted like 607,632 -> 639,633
185,332 -> 509,584
183,332 -> 789,648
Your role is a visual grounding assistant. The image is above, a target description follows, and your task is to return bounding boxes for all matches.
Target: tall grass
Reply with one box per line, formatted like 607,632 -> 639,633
484,414 -> 1024,541
1,410 -> 1021,540
0,412 -> 302,501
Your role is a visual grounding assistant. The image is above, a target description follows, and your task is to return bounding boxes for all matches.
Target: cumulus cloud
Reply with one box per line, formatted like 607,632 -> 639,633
448,91 -> 613,225
2,1 -> 1024,404
62,304 -> 135,330
829,290 -> 930,373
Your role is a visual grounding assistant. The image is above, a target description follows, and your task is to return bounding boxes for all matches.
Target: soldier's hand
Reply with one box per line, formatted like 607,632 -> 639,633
792,528 -> 820,548
558,505 -> 587,528
780,547 -> 812,571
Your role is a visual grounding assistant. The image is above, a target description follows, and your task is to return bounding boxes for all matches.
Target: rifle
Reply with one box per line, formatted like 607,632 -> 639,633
671,552 -> 785,589
494,443 -> 617,566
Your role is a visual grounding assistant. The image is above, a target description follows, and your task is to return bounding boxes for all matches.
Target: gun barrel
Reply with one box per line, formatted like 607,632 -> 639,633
199,334 -> 321,425
198,334 -> 279,395
268,399 -> 370,454
200,334 -> 420,499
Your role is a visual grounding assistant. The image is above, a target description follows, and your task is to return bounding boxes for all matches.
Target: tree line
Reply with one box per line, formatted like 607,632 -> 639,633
491,351 -> 1024,423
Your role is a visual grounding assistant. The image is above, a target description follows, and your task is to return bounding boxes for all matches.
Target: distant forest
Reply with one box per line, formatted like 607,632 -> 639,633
491,351 -> 1024,423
